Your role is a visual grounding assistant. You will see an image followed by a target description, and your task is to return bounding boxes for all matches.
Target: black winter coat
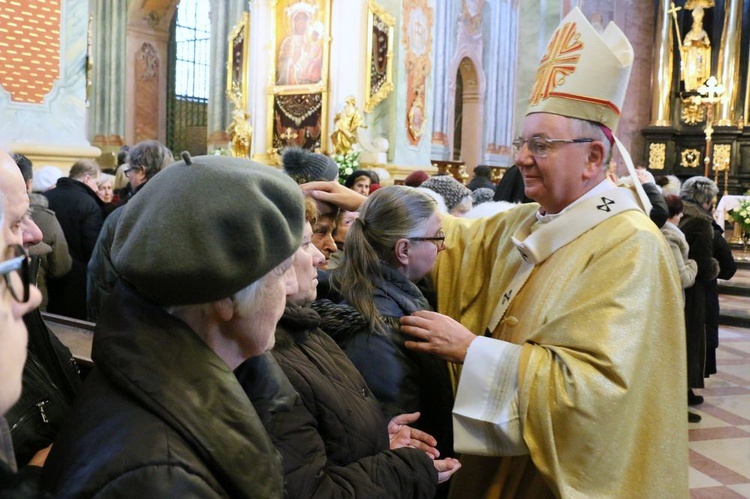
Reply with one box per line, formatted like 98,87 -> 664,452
41,282 -> 283,498
705,221 -> 737,377
679,201 -> 720,388
44,178 -> 104,319
319,265 -> 455,460
6,308 -> 81,467
237,303 -> 437,498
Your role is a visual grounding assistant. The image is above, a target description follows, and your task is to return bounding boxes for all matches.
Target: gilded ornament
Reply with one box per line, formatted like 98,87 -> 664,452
680,95 -> 705,124
226,88 -> 253,158
681,148 -> 701,168
648,143 -> 666,170
408,87 -> 426,141
713,144 -> 731,171
331,96 -> 366,156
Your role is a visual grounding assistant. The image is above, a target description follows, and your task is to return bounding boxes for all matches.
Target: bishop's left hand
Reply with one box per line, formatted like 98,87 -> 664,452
401,310 -> 477,364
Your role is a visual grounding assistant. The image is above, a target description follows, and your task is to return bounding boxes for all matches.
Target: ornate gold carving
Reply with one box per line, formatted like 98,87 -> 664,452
365,1 -> 395,113
407,87 -> 426,141
227,91 -> 252,158
713,143 -> 731,171
331,96 -> 366,155
649,143 -> 666,170
227,12 -> 250,110
267,0 -> 332,153
681,5 -> 712,91
681,148 -> 701,168
681,95 -> 705,124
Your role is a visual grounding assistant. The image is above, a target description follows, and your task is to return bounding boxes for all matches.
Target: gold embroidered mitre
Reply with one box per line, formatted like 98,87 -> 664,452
526,8 -> 633,131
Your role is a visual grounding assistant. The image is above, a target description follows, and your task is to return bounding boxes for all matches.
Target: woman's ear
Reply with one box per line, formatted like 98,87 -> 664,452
394,238 -> 411,266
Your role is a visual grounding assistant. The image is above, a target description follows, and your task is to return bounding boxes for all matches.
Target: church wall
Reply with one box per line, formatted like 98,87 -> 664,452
0,0 -> 99,167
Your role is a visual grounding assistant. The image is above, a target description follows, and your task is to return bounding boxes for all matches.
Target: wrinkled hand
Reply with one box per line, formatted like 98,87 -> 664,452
434,457 -> 461,483
401,310 -> 477,363
301,181 -> 367,212
388,412 -> 440,459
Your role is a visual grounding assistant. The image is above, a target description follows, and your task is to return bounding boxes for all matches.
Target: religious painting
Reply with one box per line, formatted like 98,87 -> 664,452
273,0 -> 330,88
227,12 -> 250,109
365,1 -> 395,113
268,0 -> 331,154
402,0 -> 433,146
271,93 -> 323,151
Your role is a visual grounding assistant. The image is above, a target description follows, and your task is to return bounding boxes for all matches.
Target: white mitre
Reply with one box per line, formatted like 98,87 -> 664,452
526,8 -> 650,213
526,7 -> 633,131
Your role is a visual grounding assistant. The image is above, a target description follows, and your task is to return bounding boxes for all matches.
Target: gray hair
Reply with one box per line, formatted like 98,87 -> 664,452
680,176 -> 718,206
332,185 -> 437,333
569,117 -> 612,166
127,140 -> 174,181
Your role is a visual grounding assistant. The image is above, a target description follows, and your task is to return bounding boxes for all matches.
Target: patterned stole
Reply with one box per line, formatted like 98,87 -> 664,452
486,187 -> 642,334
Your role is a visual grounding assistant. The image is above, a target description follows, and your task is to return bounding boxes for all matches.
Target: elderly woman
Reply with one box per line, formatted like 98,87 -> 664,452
662,195 -> 698,289
0,202 -> 45,496
41,155 -> 304,497
679,176 -> 720,422
420,175 -> 473,217
237,197 -> 459,497
95,173 -> 116,217
327,186 -> 455,463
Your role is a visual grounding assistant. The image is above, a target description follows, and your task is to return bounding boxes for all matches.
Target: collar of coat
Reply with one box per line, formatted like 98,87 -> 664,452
92,281 -> 283,498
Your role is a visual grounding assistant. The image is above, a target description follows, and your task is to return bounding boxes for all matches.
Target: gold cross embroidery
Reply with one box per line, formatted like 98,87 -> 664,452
530,22 -> 583,105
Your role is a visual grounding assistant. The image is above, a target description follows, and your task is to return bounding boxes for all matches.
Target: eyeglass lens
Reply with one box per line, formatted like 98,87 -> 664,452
1,245 -> 30,303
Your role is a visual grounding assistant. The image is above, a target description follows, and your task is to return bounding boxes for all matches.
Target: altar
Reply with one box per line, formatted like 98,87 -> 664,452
714,195 -> 749,235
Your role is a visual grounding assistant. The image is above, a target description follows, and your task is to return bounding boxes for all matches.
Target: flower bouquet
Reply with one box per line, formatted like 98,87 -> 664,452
333,151 -> 361,185
730,199 -> 750,246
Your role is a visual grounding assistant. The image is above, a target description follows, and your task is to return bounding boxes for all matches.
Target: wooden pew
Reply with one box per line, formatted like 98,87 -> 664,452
43,312 -> 95,373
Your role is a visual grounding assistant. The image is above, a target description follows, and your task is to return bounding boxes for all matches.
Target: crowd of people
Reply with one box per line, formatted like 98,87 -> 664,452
0,7 -> 736,498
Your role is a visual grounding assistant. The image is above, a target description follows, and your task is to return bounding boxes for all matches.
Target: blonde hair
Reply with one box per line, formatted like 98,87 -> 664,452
331,185 -> 436,333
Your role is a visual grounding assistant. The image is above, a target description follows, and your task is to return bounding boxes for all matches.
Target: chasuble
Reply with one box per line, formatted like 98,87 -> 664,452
433,201 -> 689,498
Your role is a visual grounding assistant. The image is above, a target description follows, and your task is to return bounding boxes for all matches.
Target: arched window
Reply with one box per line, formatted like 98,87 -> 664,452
167,0 -> 211,155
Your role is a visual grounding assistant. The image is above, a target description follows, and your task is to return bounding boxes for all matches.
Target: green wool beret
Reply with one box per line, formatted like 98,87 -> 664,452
111,154 -> 304,307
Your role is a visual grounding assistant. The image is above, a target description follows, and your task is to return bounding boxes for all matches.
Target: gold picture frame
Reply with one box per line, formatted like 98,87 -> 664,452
364,0 -> 395,113
227,12 -> 251,109
267,0 -> 332,153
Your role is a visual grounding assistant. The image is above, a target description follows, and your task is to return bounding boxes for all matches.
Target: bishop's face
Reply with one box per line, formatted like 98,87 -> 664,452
515,113 -> 604,214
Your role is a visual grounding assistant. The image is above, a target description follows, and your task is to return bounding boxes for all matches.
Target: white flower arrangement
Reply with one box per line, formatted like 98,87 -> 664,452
333,151 -> 361,185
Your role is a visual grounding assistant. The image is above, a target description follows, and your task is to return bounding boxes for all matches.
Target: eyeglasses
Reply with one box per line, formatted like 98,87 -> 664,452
0,245 -> 30,303
124,166 -> 141,177
408,230 -> 446,250
512,136 -> 594,159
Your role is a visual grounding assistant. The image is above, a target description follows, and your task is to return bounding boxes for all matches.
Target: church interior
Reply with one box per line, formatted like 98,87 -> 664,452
3,0 -> 750,496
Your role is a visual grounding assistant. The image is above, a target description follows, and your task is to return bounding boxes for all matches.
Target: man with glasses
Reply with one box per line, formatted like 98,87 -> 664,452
87,140 -> 173,321
0,149 -> 82,476
400,9 -> 687,498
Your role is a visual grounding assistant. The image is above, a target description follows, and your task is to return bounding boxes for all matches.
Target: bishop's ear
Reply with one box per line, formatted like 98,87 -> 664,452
584,141 -> 606,176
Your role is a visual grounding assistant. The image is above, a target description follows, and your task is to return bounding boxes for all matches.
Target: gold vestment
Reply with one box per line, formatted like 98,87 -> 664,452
434,203 -> 689,498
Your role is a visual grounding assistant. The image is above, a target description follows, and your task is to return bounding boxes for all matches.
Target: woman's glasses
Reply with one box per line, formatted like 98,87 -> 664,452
0,245 -> 30,303
409,230 -> 446,250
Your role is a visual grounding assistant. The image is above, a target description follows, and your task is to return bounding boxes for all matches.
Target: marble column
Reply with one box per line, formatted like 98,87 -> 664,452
483,0 -> 518,165
90,0 -> 128,149
716,0 -> 742,126
430,0 -> 452,159
207,0 -> 248,150
649,0 -> 673,126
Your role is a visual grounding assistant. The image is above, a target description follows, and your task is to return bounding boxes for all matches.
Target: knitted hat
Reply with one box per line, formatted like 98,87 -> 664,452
526,7 -> 633,131
420,175 -> 471,212
404,170 -> 429,187
471,187 -> 495,207
282,147 -> 339,184
680,176 -> 718,206
33,166 -> 64,192
112,153 -> 304,306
